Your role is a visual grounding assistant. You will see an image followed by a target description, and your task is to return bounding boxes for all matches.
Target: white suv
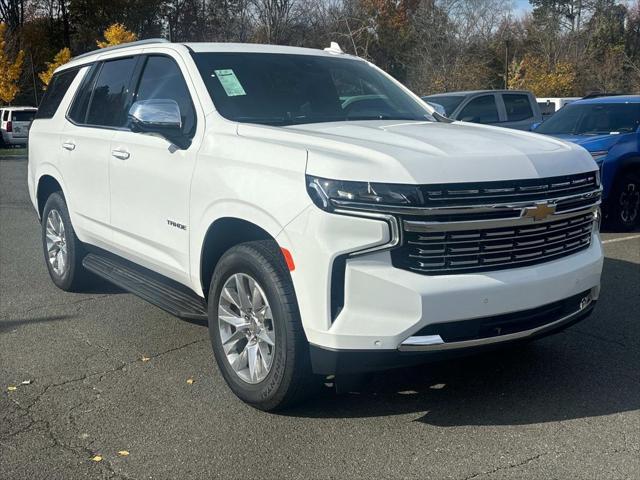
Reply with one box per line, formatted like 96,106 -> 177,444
28,39 -> 604,410
1,106 -> 37,146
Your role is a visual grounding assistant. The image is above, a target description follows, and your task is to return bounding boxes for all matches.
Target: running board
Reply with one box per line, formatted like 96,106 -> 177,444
82,253 -> 208,321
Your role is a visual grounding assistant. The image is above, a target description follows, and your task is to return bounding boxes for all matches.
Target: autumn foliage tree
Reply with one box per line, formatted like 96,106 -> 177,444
38,48 -> 72,88
0,22 -> 25,104
97,23 -> 138,48
508,54 -> 578,96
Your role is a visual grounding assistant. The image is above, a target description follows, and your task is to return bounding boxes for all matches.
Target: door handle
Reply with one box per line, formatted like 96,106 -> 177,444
111,149 -> 130,160
62,141 -> 76,151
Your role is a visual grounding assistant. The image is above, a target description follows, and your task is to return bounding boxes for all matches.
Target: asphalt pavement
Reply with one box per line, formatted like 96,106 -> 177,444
1,153 -> 639,479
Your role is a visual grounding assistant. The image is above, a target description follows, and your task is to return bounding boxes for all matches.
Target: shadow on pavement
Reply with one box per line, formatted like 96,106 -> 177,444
285,257 -> 640,426
0,314 -> 77,333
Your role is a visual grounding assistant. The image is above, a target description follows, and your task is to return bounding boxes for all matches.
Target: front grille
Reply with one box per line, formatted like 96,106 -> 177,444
420,172 -> 598,207
391,212 -> 594,274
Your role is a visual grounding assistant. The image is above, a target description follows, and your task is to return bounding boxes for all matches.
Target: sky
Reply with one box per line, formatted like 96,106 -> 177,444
514,0 -> 533,16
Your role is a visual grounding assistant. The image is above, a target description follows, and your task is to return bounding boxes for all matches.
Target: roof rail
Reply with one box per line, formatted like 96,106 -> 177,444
582,92 -> 626,99
73,38 -> 170,61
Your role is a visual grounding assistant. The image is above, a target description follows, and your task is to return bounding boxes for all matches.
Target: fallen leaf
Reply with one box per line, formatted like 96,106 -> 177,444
141,356 -> 150,362
7,386 -> 17,392
21,380 -> 32,385
117,450 -> 130,457
91,455 -> 103,462
186,378 -> 194,385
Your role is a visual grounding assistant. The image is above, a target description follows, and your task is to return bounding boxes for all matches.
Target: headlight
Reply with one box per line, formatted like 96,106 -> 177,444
590,150 -> 608,163
306,176 -> 422,212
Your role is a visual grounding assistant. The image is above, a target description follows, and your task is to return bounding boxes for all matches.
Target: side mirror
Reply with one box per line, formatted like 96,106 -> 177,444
128,99 -> 190,148
530,121 -> 542,131
426,102 -> 446,116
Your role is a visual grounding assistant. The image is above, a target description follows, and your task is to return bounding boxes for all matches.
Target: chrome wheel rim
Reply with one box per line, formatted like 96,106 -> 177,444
217,273 -> 275,384
619,182 -> 639,224
45,209 -> 68,276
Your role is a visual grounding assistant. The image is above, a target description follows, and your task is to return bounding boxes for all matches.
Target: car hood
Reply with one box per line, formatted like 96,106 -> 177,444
237,120 -> 596,184
547,133 -> 622,152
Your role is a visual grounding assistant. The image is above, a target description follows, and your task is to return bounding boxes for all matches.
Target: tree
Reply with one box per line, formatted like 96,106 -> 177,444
509,54 -> 577,96
0,22 -> 25,103
96,23 -> 137,48
38,47 -> 71,87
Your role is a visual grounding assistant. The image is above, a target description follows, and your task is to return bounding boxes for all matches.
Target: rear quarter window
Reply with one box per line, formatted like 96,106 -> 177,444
35,68 -> 80,119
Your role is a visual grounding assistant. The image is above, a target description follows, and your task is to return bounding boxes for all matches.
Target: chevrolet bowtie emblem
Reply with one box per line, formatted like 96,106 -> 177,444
524,202 -> 557,221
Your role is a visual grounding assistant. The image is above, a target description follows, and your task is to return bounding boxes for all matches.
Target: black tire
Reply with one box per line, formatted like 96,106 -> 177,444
608,170 -> 640,231
208,240 -> 317,411
41,192 -> 91,291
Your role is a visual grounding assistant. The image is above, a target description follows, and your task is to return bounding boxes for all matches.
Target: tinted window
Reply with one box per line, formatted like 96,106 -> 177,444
458,95 -> 499,123
503,94 -> 533,121
423,95 -> 465,116
2,110 -> 8,121
35,68 -> 79,119
134,56 -> 196,137
68,65 -> 100,124
192,52 -> 432,126
86,58 -> 137,127
536,103 -> 640,135
12,111 -> 36,121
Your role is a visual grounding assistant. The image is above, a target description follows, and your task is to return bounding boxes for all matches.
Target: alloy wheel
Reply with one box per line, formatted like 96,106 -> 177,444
619,182 -> 640,224
217,273 -> 276,384
45,209 -> 68,276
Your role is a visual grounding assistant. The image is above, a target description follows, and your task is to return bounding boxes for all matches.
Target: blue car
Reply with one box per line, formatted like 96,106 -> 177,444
534,96 -> 640,230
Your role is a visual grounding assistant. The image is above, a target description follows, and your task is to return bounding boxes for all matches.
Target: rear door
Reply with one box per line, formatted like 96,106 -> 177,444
61,57 -> 139,245
500,93 -> 537,130
108,53 -> 202,283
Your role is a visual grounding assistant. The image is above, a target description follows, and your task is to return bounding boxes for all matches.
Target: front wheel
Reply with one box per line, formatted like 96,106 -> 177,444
208,240 -> 317,411
609,171 -> 640,231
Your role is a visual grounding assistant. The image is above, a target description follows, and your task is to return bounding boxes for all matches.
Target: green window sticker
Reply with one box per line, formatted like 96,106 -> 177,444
213,69 -> 246,97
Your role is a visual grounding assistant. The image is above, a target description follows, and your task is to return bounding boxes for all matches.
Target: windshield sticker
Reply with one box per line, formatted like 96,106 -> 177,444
213,69 -> 246,97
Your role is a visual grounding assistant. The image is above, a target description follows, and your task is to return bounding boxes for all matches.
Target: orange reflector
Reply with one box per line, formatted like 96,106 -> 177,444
280,247 -> 295,271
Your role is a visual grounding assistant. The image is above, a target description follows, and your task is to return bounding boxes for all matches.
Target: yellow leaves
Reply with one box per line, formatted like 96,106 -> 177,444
141,356 -> 150,362
0,22 -> 25,103
186,378 -> 195,385
117,450 -> 130,457
508,54 -> 578,97
90,455 -> 103,462
7,386 -> 17,392
39,48 -> 72,88
97,23 -> 137,49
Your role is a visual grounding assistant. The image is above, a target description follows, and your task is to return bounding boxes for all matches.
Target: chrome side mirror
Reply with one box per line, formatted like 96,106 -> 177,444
128,99 -> 189,148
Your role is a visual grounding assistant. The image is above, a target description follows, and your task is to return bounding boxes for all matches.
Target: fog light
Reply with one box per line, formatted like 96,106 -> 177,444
580,295 -> 592,310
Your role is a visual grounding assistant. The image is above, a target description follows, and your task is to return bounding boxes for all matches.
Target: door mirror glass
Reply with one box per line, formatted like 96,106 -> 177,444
128,99 -> 188,147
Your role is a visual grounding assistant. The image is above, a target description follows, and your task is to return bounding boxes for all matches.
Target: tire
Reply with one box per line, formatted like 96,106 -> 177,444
41,192 -> 91,291
208,240 -> 316,411
609,170 -> 640,231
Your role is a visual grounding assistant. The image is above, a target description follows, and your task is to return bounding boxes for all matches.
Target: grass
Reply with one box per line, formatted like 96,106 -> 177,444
0,147 -> 27,158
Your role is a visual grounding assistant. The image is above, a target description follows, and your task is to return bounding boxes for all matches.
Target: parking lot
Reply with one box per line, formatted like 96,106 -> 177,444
1,152 -> 638,479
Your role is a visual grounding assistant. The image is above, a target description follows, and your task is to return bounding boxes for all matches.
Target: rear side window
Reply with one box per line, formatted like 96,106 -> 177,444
459,95 -> 499,123
85,57 -> 137,127
68,65 -> 99,124
503,94 -> 533,121
12,111 -> 36,121
35,68 -> 79,119
133,55 -> 196,137
2,110 -> 8,121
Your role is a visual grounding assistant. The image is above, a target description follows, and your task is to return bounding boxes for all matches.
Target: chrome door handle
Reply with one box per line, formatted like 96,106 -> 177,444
111,149 -> 130,160
62,142 -> 76,151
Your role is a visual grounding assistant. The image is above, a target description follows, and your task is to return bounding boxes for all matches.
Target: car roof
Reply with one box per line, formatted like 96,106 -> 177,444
425,90 -> 531,97
572,95 -> 640,105
60,40 -> 362,72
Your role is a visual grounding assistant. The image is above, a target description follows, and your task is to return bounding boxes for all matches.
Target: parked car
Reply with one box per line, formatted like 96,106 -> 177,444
422,90 -> 542,130
536,97 -> 580,120
533,96 -> 639,230
1,106 -> 37,147
29,40 -> 603,410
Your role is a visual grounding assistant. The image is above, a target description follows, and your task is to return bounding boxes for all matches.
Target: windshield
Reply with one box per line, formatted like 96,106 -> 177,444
422,95 -> 465,116
536,102 -> 640,135
192,52 -> 433,126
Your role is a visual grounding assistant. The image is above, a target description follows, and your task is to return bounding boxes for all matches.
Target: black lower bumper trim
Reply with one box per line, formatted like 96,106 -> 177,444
309,302 -> 596,375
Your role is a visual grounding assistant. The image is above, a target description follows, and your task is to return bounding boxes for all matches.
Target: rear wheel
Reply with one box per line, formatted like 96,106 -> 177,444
41,192 -> 91,291
609,171 -> 640,231
208,240 -> 316,411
